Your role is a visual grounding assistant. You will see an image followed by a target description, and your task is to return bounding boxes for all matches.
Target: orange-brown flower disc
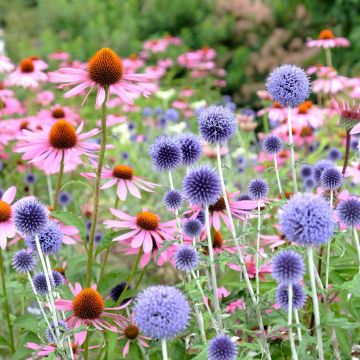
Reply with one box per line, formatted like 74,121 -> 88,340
72,288 -> 104,320
49,120 -> 77,149
125,325 -> 139,340
52,107 -> 66,119
209,196 -> 226,212
88,48 -> 123,86
319,29 -> 335,40
112,165 -> 133,180
213,231 -> 224,248
20,59 -> 35,73
136,211 -> 159,231
0,201 -> 11,223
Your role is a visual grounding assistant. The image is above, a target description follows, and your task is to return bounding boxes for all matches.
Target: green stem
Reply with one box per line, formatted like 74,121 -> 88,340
287,106 -> 298,193
263,112 -> 269,133
53,150 -> 65,210
0,248 -> 15,354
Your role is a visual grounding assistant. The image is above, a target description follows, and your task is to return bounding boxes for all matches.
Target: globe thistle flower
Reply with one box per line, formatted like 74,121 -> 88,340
163,189 -> 183,211
149,136 -> 183,172
208,334 -> 238,360
174,245 -> 199,272
263,134 -> 282,155
248,178 -> 269,200
237,193 -> 253,201
58,191 -> 72,207
109,282 -> 132,305
328,148 -> 342,161
12,249 -> 37,273
94,231 -> 102,244
176,133 -> 202,166
183,218 -> 203,238
196,209 -> 206,225
182,165 -> 222,206
300,164 -> 314,179
314,159 -> 334,183
280,193 -> 335,246
303,177 -> 316,191
266,64 -> 310,108
45,320 -> 69,343
320,167 -> 343,190
337,198 -> 360,227
276,283 -> 306,310
52,270 -> 65,287
14,197 -> 48,236
198,105 -> 237,144
134,285 -> 190,339
33,272 -> 53,295
24,173 -> 36,185
25,220 -> 63,255
271,250 -> 305,285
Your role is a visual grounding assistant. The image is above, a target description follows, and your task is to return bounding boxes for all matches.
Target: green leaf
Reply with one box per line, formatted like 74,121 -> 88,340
95,231 -> 122,256
0,335 -> 9,350
14,314 -> 38,333
51,210 -> 87,240
155,240 -> 176,262
60,179 -> 94,194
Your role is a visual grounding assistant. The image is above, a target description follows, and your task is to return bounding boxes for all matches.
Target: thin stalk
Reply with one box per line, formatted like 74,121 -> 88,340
273,155 -> 283,197
263,112 -> 269,133
47,175 -> 54,207
256,201 -> 261,297
193,304 -> 207,344
294,309 -> 302,342
168,171 -> 183,244
342,131 -> 351,175
353,228 -> 360,273
325,48 -> 332,68
287,106 -> 298,193
325,191 -> 334,288
0,248 -> 15,354
53,150 -> 65,210
307,247 -> 324,360
86,86 -> 108,287
288,285 -> 298,360
161,339 -> 168,360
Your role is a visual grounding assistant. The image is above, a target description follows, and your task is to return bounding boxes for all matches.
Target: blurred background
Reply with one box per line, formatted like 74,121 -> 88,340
0,0 -> 359,105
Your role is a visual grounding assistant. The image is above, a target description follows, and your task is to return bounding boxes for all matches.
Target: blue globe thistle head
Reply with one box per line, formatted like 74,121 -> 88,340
143,107 -> 152,117
149,136 -> 183,172
263,134 -> 282,155
94,231 -> 102,244
182,165 -> 222,206
208,335 -> 238,360
236,155 -> 247,165
158,116 -> 167,128
109,282 -> 132,304
0,188 -> 3,199
183,218 -> 203,238
52,271 -> 65,287
240,108 -> 256,117
303,176 -> 316,191
163,189 -> 183,211
280,193 -> 335,246
226,102 -> 236,112
165,108 -> 179,122
271,250 -> 305,285
12,249 -> 37,273
196,209 -> 206,225
320,167 -> 343,191
127,122 -> 136,131
248,178 -> 269,200
33,272 -> 52,296
176,133 -> 202,166
237,193 -> 253,201
266,64 -> 310,108
121,151 -> 129,160
198,105 -> 237,144
174,245 -> 199,272
350,138 -> 359,151
45,320 -> 69,343
58,191 -> 72,207
337,197 -> 360,228
14,197 -> 48,237
328,147 -> 342,162
134,285 -> 190,339
222,95 -> 232,103
314,159 -> 334,183
276,283 -> 306,310
25,220 -> 63,255
309,141 -> 320,153
24,173 -> 36,185
300,164 -> 314,179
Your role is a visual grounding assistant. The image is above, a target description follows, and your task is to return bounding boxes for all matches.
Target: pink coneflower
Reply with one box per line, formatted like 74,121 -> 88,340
312,67 -> 346,95
36,90 -> 55,106
0,96 -> 24,117
332,99 -> 360,134
122,54 -> 145,72
103,208 -> 176,254
307,29 -> 350,48
81,163 -> 159,201
56,283 -> 128,345
0,55 -> 14,73
37,104 -> 80,125
49,48 -> 154,108
28,56 -> 48,71
49,51 -> 71,61
226,298 -> 246,314
0,186 -> 16,249
15,120 -> 100,174
210,231 -> 236,255
96,114 -> 127,127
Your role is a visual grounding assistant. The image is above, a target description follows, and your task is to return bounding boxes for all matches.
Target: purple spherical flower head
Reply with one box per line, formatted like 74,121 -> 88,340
163,189 -> 183,211
303,176 -> 316,191
280,193 -> 335,246
12,249 -> 37,273
198,105 -> 237,144
183,218 -> 203,238
182,165 -> 222,206
24,173 -> 36,185
320,167 -> 343,190
134,285 -> 190,339
337,198 -> 360,227
45,320 -> 69,343
58,191 -> 72,207
271,250 -> 305,285
328,147 -> 342,162
266,64 -> 310,108
33,272 -> 53,296
300,164 -> 314,179
52,270 -> 65,287
149,136 -> 183,172
248,178 -> 269,200
314,159 -> 334,183
174,245 -> 199,272
276,283 -> 306,310
176,133 -> 202,166
263,134 -> 282,155
208,334 -> 238,360
110,282 -> 132,304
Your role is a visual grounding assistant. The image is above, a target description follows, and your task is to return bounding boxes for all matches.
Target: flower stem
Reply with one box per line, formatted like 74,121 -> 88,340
47,175 -> 54,207
53,150 -> 65,210
294,309 -> 302,342
161,339 -> 168,360
256,201 -> 261,297
325,48 -> 332,68
288,284 -> 299,360
263,112 -> 269,133
353,228 -> 360,273
342,131 -> 351,175
325,191 -> 334,288
273,155 -> 283,197
85,87 -> 108,288
0,248 -> 15,354
287,106 -> 298,193
169,171 -> 183,244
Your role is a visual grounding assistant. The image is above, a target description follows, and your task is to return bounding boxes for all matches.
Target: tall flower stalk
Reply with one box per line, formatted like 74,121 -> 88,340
287,106 -> 298,193
288,285 -> 299,360
53,150 -> 65,210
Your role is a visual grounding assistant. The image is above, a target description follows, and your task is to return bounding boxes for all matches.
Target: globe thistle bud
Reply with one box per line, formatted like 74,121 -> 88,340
314,159 -> 334,183
183,219 -> 203,238
33,272 -> 53,295
248,178 -> 269,200
276,283 -> 306,310
208,334 -> 238,360
45,320 -> 69,343
109,282 -> 132,304
337,198 -> 360,228
263,134 -> 282,155
271,250 -> 305,285
320,167 -> 343,190
12,249 -> 37,273
174,245 -> 199,272
299,164 -> 314,179
176,133 -> 202,166
163,189 -> 183,211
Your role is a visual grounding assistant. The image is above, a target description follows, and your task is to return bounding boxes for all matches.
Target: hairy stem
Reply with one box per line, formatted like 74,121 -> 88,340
273,155 -> 283,197
287,106 -> 298,193
288,285 -> 298,360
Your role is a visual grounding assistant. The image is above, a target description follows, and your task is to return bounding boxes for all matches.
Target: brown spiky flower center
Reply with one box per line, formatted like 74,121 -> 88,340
300,126 -> 313,137
88,48 -> 123,86
319,29 -> 335,40
72,288 -> 104,320
213,231 -> 223,248
20,59 -> 35,73
0,201 -> 11,222
49,120 -> 77,149
52,108 -> 65,119
125,325 -> 139,340
136,211 -> 159,231
112,165 -> 133,180
209,197 -> 226,212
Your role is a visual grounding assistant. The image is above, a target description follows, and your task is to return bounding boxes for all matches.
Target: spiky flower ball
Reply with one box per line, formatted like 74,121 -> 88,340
314,159 -> 334,183
52,270 -> 65,287
300,164 -> 314,179
320,167 -> 343,190
276,283 -> 306,310
328,148 -> 342,161
33,272 -> 53,295
182,165 -> 222,206
174,245 -> 199,272
73,288 -> 104,320
208,335 -> 238,360
12,249 -> 37,273
176,133 -> 202,166
280,193 -> 335,246
337,198 -> 360,227
58,191 -> 72,207
109,282 -> 132,305
183,218 -> 203,238
45,320 -> 69,343
266,64 -> 310,108
134,285 -> 190,339
198,105 -> 237,144
248,178 -> 269,200
271,250 -> 305,285
263,134 -> 282,155
14,197 -> 48,236
149,136 -> 183,172
163,189 -> 183,211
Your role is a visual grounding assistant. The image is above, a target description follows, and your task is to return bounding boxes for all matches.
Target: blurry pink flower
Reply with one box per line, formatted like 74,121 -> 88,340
37,104 -> 80,125
179,88 -> 194,97
226,298 -> 246,314
312,68 -> 346,95
36,90 -> 55,106
0,186 -> 17,249
260,234 -> 286,250
29,56 -> 48,71
49,51 -> 71,61
143,36 -> 181,53
307,29 -> 350,48
0,96 -> 24,116
0,55 -> 14,73
217,287 -> 230,299
96,114 -> 127,127
122,54 -> 145,71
